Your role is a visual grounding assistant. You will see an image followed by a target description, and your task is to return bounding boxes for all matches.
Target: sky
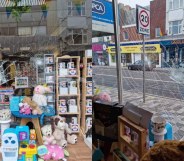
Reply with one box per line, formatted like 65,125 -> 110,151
118,0 -> 152,8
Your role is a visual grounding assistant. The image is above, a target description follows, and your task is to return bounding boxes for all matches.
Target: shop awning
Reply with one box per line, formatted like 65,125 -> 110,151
107,44 -> 161,54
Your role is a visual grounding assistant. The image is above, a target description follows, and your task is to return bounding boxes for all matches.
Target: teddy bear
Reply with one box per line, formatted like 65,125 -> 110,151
32,85 -> 51,107
37,145 -> 66,161
19,102 -> 32,115
67,134 -> 77,144
141,140 -> 184,161
41,124 -> 56,145
22,96 -> 42,115
51,116 -> 74,148
93,92 -> 112,102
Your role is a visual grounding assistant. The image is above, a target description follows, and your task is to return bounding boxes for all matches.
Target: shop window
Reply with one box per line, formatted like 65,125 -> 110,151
67,29 -> 88,45
0,27 -> 17,35
18,27 -> 32,36
123,31 -> 129,40
155,28 -> 161,37
111,54 -> 116,63
32,26 -> 46,35
67,1 -> 86,16
169,20 -> 182,35
169,0 -> 183,10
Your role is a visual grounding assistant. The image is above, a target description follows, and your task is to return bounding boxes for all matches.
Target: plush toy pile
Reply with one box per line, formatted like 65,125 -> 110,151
19,96 -> 42,115
93,92 -> 112,102
141,140 -> 184,161
39,116 -> 78,160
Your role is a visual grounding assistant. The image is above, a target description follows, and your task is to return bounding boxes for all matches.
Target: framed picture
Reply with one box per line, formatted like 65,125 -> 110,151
46,76 -> 54,83
45,66 -> 53,73
47,85 -> 54,92
15,77 -> 29,89
45,57 -> 54,64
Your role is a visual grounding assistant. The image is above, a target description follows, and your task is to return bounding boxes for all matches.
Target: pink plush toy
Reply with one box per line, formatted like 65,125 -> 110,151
39,145 -> 65,160
19,103 -> 32,115
93,92 -> 112,102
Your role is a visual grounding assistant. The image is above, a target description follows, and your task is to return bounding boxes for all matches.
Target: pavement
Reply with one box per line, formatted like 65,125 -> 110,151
95,85 -> 184,140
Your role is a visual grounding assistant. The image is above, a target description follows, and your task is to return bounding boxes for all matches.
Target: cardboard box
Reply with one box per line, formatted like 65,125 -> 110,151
68,105 -> 78,113
59,69 -> 68,76
69,87 -> 77,95
59,106 -> 67,113
59,87 -> 68,95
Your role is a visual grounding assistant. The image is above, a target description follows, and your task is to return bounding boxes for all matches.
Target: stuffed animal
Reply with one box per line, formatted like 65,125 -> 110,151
67,134 -> 77,144
141,140 -> 184,161
93,92 -> 111,102
32,85 -> 51,107
38,145 -> 65,161
19,102 -> 32,115
51,116 -> 73,148
22,96 -> 42,115
41,124 -> 56,145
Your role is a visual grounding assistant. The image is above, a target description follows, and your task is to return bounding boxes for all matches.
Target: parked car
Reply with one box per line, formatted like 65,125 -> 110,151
128,60 -> 156,71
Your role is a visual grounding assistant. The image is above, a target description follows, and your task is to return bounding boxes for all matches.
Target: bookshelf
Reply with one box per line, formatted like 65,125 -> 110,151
81,57 -> 92,136
44,54 -> 56,110
56,56 -> 80,133
118,116 -> 147,160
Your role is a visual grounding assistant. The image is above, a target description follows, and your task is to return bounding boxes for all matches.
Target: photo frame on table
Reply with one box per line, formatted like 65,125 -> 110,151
15,77 -> 29,89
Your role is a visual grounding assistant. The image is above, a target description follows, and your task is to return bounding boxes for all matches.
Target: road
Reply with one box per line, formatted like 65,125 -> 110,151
93,66 -> 184,100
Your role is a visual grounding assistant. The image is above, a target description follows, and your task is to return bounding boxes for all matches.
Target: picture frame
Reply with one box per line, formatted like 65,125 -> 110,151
47,85 -> 54,92
45,66 -> 53,73
15,77 -> 29,89
45,57 -> 54,64
46,76 -> 54,83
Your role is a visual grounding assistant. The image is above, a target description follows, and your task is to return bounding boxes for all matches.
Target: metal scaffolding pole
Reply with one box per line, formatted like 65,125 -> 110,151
112,0 -> 123,104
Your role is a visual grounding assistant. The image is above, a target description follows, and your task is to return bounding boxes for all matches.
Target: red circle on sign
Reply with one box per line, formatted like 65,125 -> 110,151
139,10 -> 149,27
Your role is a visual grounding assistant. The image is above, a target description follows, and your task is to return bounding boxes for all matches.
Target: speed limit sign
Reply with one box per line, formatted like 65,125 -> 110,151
136,5 -> 150,35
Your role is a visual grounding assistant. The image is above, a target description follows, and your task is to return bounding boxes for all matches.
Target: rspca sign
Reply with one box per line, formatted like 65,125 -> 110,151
92,0 -> 105,15
92,0 -> 113,24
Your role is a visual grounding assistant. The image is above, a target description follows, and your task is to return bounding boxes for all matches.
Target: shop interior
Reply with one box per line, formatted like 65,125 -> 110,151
0,45 -> 92,160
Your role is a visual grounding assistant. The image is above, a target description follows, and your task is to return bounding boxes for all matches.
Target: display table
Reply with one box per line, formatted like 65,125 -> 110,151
0,119 -> 11,139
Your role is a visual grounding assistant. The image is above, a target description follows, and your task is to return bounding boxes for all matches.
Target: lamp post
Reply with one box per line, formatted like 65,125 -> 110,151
112,0 -> 123,104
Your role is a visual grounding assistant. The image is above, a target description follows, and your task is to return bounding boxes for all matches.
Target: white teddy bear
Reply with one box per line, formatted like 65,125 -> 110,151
32,85 -> 51,107
41,124 -> 56,145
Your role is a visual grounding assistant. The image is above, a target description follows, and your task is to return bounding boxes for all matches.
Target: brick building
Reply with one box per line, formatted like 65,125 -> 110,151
150,0 -> 166,39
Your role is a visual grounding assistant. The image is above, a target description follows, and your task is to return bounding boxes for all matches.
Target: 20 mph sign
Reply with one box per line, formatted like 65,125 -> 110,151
136,5 -> 150,35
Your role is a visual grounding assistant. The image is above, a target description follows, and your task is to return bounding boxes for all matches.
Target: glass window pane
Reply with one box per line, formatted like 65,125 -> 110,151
180,0 -> 183,7
173,0 -> 179,9
169,0 -> 173,9
172,25 -> 178,34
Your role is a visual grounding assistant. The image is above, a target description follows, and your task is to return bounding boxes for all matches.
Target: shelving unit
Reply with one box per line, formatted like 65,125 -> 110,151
118,116 -> 147,160
44,54 -> 56,110
56,56 -> 80,133
81,57 -> 92,140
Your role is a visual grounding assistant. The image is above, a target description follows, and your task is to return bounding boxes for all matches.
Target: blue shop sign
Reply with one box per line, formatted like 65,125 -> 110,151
161,39 -> 184,47
92,0 -> 114,24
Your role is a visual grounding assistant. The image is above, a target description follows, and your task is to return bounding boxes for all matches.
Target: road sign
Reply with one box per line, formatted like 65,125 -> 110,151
136,5 -> 150,35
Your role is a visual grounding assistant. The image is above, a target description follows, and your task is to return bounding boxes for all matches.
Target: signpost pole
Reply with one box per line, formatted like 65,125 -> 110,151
143,35 -> 145,103
112,0 -> 123,104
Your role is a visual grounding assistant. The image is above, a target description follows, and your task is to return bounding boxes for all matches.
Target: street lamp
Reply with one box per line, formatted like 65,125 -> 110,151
112,0 -> 123,104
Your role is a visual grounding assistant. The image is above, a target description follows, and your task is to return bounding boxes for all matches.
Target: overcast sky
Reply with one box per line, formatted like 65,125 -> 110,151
118,0 -> 152,8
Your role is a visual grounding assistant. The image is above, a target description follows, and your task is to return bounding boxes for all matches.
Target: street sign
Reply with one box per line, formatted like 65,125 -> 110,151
136,5 -> 150,35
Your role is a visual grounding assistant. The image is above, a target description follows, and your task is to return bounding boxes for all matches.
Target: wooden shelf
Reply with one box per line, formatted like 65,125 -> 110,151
85,113 -> 92,116
58,112 -> 79,115
81,57 -> 93,137
118,116 -> 147,159
58,94 -> 79,97
58,75 -> 79,78
56,56 -> 81,134
86,94 -> 93,97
